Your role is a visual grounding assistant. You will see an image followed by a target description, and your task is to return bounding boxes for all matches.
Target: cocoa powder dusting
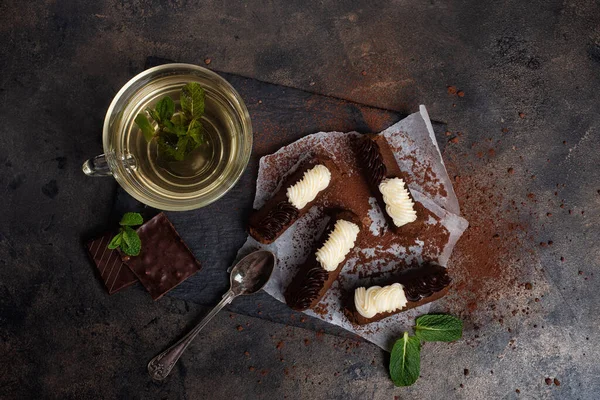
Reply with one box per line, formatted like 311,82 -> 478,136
441,136 -> 544,326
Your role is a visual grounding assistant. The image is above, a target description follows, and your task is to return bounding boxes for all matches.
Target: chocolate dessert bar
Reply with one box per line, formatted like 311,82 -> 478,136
123,213 -> 202,300
356,134 -> 422,232
87,232 -> 138,294
248,157 -> 339,244
343,264 -> 451,325
285,210 -> 362,311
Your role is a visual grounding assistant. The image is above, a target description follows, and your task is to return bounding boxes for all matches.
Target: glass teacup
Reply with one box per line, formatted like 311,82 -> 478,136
82,64 -> 252,211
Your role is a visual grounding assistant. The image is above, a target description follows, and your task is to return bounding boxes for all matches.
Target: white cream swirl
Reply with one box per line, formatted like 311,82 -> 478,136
378,178 -> 417,227
286,164 -> 331,209
354,283 -> 408,319
315,219 -> 360,272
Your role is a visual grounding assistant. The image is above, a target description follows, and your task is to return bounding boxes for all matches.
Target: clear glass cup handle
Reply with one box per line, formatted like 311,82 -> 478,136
82,154 -> 112,177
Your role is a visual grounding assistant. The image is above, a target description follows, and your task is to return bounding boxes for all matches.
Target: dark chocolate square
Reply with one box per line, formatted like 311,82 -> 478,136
87,233 -> 138,295
124,213 -> 201,300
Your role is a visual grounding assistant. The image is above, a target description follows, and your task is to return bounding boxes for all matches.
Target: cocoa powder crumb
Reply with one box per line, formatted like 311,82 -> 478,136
249,366 -> 255,371
304,338 -> 310,346
244,351 -> 250,356
445,131 -> 452,136
447,86 -> 458,95
508,168 -> 514,174
547,213 -> 552,217
361,70 -> 367,76
450,137 -> 459,144
457,90 -> 465,97
236,325 -> 244,331
502,128 -> 509,133
519,112 -> 526,119
204,58 -> 211,65
276,341 -> 284,350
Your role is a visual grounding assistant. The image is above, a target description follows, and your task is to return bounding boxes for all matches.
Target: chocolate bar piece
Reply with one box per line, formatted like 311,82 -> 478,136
248,157 -> 339,244
124,213 -> 201,300
285,210 -> 362,311
87,233 -> 138,295
344,264 -> 451,325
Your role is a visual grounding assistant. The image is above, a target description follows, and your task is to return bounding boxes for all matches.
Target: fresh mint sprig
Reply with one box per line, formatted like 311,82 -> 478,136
107,212 -> 144,256
389,314 -> 463,387
134,82 -> 206,161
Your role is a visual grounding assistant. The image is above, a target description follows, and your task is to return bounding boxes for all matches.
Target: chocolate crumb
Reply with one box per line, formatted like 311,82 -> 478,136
525,282 -> 533,290
304,338 -> 310,346
249,366 -> 255,371
554,378 -> 560,386
459,384 -> 464,388
445,131 -> 452,136
236,325 -> 244,331
519,112 -> 526,119
276,341 -> 284,350
361,70 -> 367,76
516,389 -> 520,394
560,257 -> 565,262
507,167 -> 514,174
449,137 -> 459,144
464,368 -> 469,376
545,377 -> 552,385
204,58 -> 211,65
447,86 -> 458,95
547,213 -> 552,217
457,90 -> 465,97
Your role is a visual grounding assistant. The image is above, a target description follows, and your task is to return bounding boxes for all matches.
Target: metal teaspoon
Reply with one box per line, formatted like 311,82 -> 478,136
147,250 -> 276,380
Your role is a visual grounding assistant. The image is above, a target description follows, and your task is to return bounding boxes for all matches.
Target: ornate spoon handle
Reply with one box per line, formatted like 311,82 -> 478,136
147,290 -> 236,380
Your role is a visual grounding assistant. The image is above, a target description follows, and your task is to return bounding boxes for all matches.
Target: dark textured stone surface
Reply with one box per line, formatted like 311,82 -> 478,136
1,1 -> 599,399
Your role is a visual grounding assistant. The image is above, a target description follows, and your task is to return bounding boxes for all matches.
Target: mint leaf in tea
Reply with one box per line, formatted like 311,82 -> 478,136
134,82 -> 206,162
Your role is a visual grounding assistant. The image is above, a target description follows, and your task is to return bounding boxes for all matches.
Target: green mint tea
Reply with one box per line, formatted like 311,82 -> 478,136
124,80 -> 242,198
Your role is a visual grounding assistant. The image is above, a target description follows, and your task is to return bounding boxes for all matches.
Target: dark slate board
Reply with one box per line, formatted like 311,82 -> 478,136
109,57 -> 447,337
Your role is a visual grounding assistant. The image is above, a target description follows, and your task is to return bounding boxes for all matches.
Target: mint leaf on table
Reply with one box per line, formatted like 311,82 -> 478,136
389,332 -> 421,387
120,212 -> 143,227
121,226 -> 141,256
107,232 -> 123,249
134,114 -> 155,142
180,82 -> 205,120
415,314 -> 463,342
155,96 -> 175,122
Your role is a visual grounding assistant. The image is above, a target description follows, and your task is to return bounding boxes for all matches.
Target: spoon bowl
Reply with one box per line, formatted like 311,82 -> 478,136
230,250 -> 276,295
